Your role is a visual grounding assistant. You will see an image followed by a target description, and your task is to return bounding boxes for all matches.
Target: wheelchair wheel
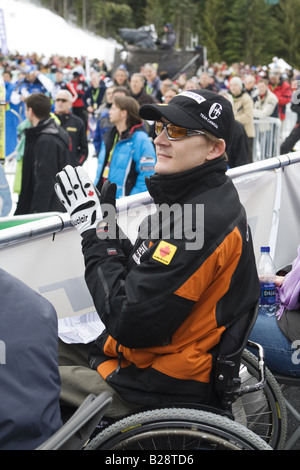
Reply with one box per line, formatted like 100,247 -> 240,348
85,407 -> 271,450
233,349 -> 288,449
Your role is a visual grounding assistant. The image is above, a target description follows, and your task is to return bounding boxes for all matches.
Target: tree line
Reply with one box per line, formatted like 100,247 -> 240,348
39,0 -> 300,68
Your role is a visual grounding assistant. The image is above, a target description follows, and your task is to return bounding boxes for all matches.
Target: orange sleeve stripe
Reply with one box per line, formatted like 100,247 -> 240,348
97,359 -> 119,379
175,228 -> 242,302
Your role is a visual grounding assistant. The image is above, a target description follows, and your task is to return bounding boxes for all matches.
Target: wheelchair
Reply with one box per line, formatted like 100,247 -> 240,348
273,371 -> 300,449
38,302 -> 287,451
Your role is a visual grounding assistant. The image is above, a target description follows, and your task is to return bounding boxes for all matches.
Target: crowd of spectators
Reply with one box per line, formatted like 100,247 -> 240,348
1,50 -> 299,217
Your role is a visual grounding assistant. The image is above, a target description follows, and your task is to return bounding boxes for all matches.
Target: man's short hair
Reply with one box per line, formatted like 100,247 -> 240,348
56,90 -> 73,102
26,93 -> 51,120
113,86 -> 130,96
130,73 -> 145,83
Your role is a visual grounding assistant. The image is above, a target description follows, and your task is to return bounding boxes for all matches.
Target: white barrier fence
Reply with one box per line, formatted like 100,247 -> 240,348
252,103 -> 300,162
253,117 -> 281,161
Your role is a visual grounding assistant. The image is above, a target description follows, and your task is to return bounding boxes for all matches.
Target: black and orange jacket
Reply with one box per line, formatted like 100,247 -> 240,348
82,157 -> 260,407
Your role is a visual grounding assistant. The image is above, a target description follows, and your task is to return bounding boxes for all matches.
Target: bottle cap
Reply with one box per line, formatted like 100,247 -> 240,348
260,246 -> 270,252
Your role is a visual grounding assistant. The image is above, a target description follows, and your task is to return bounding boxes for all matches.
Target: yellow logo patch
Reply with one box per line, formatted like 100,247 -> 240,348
152,241 -> 177,265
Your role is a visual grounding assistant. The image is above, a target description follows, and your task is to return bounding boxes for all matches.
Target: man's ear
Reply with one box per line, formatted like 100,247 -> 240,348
206,139 -> 226,161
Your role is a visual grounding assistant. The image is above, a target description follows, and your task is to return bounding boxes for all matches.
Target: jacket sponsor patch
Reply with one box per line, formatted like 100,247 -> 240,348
139,156 -> 156,172
132,241 -> 148,265
140,156 -> 156,164
152,241 -> 177,265
107,248 -> 117,256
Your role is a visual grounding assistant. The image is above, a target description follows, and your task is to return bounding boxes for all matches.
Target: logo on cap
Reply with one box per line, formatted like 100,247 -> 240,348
179,91 -> 207,104
209,103 -> 223,120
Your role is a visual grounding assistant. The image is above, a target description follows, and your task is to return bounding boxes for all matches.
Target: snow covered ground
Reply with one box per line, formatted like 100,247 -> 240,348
0,0 -> 118,67
0,0 -> 120,215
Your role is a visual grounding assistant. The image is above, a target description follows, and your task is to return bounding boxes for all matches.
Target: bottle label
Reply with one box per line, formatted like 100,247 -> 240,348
260,282 -> 276,305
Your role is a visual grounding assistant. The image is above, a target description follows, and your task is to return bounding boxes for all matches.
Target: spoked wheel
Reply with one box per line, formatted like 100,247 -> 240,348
233,349 -> 287,449
85,407 -> 271,450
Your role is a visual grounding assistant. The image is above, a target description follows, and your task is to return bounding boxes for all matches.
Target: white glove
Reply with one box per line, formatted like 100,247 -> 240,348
55,165 -> 102,235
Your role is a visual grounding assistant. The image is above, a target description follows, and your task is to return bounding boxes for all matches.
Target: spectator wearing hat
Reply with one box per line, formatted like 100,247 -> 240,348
54,90 -> 88,167
10,66 -> 53,121
51,69 -> 72,103
54,89 -> 259,416
229,76 -> 255,163
156,23 -> 176,50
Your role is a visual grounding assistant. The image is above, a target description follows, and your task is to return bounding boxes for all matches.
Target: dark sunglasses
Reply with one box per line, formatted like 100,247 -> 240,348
56,98 -> 68,103
155,121 -> 206,140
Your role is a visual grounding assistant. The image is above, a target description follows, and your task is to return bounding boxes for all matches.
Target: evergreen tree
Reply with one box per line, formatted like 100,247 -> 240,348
146,0 -> 198,49
272,0 -> 300,68
223,0 -> 280,65
35,0 -> 300,68
201,0 -> 228,62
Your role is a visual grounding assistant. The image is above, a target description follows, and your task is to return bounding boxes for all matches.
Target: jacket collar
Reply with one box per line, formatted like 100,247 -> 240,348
145,157 -> 228,205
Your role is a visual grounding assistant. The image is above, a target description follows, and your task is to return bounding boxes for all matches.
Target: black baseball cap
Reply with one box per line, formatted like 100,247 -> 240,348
139,89 -> 235,146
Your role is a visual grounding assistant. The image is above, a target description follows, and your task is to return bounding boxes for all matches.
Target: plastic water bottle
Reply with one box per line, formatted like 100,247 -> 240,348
258,246 -> 278,317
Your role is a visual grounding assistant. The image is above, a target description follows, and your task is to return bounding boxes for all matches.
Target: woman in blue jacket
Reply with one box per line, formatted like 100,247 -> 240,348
94,95 -> 156,198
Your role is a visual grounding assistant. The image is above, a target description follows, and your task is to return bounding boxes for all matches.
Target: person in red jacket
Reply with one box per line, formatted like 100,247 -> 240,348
68,71 -> 89,130
268,70 -> 292,122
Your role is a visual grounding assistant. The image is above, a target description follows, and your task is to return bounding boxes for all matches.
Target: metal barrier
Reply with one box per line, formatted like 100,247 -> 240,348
253,117 -> 282,161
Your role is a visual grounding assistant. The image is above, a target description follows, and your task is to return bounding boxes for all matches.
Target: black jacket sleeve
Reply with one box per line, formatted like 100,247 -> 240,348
81,230 -> 195,349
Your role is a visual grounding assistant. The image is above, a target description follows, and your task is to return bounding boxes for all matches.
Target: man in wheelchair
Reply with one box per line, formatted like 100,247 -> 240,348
55,89 -> 260,419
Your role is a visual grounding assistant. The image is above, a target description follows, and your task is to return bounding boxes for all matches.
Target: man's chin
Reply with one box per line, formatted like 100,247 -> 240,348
154,159 -> 175,176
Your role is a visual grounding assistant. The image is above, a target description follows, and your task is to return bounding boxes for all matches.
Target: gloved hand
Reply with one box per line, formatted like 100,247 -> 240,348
55,165 -> 102,235
96,179 -> 117,239
100,179 -> 117,210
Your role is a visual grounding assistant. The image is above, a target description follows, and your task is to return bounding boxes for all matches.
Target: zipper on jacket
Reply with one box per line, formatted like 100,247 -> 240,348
108,342 -> 122,379
97,266 -> 110,314
115,342 -> 122,374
